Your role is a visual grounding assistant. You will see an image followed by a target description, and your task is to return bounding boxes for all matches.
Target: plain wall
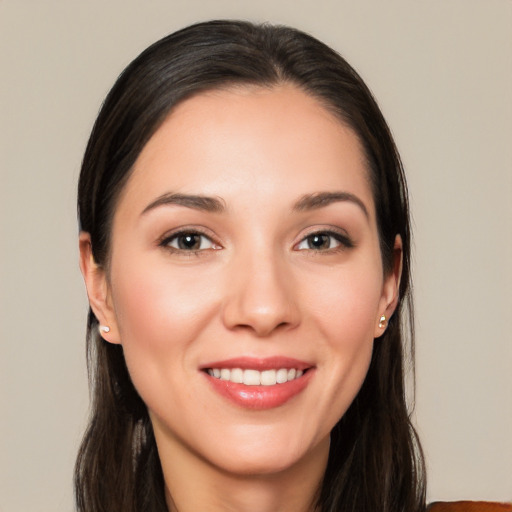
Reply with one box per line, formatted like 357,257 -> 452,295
1,1 -> 511,510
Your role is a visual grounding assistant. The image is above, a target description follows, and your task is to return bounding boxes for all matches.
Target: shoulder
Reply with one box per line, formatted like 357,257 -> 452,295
427,502 -> 512,512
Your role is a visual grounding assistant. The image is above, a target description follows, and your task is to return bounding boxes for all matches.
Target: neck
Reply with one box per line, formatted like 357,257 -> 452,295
156,431 -> 329,512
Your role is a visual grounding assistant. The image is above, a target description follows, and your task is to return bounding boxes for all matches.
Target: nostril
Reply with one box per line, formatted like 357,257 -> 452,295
229,318 -> 295,338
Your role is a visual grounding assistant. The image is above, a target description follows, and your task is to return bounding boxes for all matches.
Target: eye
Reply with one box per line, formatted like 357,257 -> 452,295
161,231 -> 218,252
295,231 -> 353,251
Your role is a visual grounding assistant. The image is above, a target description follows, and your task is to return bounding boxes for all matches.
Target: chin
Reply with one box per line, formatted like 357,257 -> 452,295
203,430 -> 329,478
215,452 -> 298,477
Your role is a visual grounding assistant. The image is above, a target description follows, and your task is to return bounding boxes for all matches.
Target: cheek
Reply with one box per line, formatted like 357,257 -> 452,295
109,258 -> 219,395
113,254 -> 215,335
306,264 -> 383,343
304,265 -> 382,409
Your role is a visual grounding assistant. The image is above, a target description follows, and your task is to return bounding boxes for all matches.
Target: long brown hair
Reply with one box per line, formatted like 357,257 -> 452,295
76,20 -> 426,512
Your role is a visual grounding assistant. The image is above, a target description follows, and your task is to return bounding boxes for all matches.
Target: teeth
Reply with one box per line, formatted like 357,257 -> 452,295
276,368 -> 288,383
260,370 -> 276,386
207,367 -> 306,386
244,369 -> 261,385
231,368 -> 243,383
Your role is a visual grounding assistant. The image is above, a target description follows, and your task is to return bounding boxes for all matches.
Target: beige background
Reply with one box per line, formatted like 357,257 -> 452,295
1,1 -> 511,510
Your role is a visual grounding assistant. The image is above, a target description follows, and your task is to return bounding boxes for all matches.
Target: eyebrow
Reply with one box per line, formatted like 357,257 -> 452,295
141,192 -> 225,215
293,191 -> 369,218
141,190 -> 368,218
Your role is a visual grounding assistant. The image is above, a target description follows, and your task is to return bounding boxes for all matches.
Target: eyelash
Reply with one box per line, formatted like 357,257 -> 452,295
295,229 -> 354,253
159,229 -> 220,256
159,228 -> 354,256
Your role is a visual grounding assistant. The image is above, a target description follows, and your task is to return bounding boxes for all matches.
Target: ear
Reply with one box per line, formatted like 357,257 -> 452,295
79,232 -> 121,344
374,235 -> 403,338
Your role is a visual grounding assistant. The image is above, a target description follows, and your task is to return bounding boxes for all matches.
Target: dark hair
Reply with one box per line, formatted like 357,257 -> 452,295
76,20 -> 426,512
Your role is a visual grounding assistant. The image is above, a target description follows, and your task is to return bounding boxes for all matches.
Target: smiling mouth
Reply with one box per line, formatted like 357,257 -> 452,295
205,367 -> 305,386
202,358 -> 314,409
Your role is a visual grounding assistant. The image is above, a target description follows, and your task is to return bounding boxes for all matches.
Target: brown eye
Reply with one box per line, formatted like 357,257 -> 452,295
164,232 -> 216,251
177,233 -> 201,250
296,231 -> 354,251
306,234 -> 332,250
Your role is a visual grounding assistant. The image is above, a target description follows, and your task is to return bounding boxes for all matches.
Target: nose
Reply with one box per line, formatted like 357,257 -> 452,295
221,250 -> 300,337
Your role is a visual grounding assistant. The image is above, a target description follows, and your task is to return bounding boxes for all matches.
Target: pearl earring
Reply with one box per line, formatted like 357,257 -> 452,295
99,325 -> 110,334
378,315 -> 387,329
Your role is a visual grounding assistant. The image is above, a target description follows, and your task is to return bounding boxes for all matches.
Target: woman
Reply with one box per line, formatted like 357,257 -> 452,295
76,20 -> 426,512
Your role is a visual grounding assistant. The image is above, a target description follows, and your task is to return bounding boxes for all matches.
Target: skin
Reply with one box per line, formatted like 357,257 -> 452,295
80,84 -> 401,512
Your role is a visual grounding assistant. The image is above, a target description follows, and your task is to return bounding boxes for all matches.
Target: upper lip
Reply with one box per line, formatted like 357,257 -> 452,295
200,356 -> 313,372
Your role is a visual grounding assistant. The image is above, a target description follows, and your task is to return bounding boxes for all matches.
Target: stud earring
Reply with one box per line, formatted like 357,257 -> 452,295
378,315 -> 387,329
99,325 -> 110,334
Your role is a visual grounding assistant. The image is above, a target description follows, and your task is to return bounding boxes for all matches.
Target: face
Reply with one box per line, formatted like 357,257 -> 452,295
84,85 -> 399,478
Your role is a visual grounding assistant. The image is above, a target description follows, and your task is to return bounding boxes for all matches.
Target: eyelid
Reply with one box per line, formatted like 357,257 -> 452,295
158,226 -> 222,252
294,226 -> 354,251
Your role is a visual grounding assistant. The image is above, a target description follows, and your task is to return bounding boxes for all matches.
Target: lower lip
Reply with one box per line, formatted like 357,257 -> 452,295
203,370 -> 314,410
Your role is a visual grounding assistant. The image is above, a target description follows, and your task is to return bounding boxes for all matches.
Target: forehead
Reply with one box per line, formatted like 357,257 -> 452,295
117,84 -> 373,218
